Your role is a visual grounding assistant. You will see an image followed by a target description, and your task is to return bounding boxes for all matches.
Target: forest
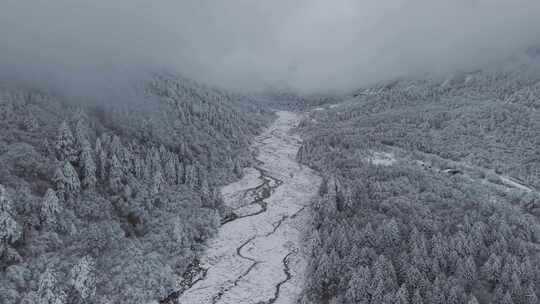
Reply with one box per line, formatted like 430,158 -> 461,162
296,59 -> 540,304
0,76 -> 272,304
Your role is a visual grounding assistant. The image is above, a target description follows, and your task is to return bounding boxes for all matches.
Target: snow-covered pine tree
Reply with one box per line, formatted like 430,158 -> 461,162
163,151 -> 177,185
0,185 -> 22,246
37,267 -> 66,304
108,154 -> 124,194
69,256 -> 96,302
95,137 -> 107,181
381,218 -> 401,249
524,283 -> 538,304
175,156 -> 184,185
344,266 -> 371,304
74,116 -> 90,150
411,289 -> 423,304
468,295 -> 479,304
40,189 -> 62,230
456,256 -> 478,292
55,121 -> 78,163
109,135 -> 122,158
502,291 -> 515,304
23,111 -> 39,131
151,168 -> 166,195
233,159 -> 243,178
394,284 -> 409,304
53,161 -> 81,202
79,140 -> 97,190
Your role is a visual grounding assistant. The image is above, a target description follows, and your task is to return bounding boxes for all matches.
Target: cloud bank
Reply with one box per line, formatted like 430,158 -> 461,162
1,0 -> 540,94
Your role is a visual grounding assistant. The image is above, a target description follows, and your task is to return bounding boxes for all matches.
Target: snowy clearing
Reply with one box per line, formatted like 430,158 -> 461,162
365,151 -> 396,166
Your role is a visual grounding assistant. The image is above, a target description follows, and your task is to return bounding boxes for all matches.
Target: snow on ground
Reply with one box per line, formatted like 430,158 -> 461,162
177,111 -> 321,304
366,151 -> 396,166
398,146 -> 537,195
221,168 -> 263,209
499,175 -> 533,192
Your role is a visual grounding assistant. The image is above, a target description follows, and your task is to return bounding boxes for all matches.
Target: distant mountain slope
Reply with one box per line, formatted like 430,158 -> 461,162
297,57 -> 540,304
302,56 -> 540,189
0,76 -> 273,304
258,89 -> 345,111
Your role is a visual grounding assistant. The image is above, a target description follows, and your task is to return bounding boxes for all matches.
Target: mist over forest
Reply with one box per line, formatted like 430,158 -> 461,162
2,0 -> 540,94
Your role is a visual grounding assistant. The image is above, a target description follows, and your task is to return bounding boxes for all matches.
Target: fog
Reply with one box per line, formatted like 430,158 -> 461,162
2,0 -> 540,94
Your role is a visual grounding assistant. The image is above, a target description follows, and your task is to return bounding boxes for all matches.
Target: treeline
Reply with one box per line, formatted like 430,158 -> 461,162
259,89 -> 344,111
0,76 -> 272,304
297,59 -> 540,304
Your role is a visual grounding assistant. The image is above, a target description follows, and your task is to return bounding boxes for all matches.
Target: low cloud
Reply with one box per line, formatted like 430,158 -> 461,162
1,0 -> 540,95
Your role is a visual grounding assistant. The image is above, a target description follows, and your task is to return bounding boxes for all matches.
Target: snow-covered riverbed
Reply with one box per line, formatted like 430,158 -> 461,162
177,111 -> 321,304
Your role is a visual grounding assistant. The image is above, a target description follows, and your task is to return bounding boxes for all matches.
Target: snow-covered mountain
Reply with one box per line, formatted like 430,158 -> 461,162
0,75 -> 272,304
296,54 -> 540,304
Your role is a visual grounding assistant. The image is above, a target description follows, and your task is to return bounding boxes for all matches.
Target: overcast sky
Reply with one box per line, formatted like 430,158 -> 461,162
2,0 -> 540,94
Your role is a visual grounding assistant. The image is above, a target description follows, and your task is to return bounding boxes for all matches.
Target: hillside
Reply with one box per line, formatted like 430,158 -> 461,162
0,76 -> 273,304
297,57 -> 540,304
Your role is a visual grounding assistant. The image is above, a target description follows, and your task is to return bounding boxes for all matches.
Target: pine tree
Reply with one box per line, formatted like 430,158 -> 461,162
468,295 -> 479,304
233,159 -> 243,178
40,189 -> 62,229
411,289 -> 423,304
53,162 -> 81,202
344,266 -> 370,304
184,164 -> 197,187
133,157 -> 144,179
501,292 -> 514,304
508,272 -> 524,303
405,265 -> 425,292
371,255 -> 398,293
363,222 -> 377,247
24,111 -> 39,131
431,233 -> 448,272
37,267 -> 66,304
470,221 -> 487,256
447,285 -> 466,304
110,135 -> 122,157
519,256 -> 534,285
95,138 -> 107,181
382,218 -> 401,249
394,284 -> 409,304
164,153 -> 177,185
41,138 -> 54,157
151,169 -> 166,195
493,285 -> 505,304
429,277 -> 446,304
69,256 -> 96,302
482,253 -> 502,286
0,185 -> 22,245
108,155 -> 124,194
55,121 -> 78,163
314,252 -> 336,299
150,147 -> 162,173
20,291 -> 39,304
175,157 -> 184,184
79,140 -> 97,190
457,256 -> 477,292
523,283 -> 538,304
318,176 -> 329,196
74,116 -> 90,150
370,279 -> 385,304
